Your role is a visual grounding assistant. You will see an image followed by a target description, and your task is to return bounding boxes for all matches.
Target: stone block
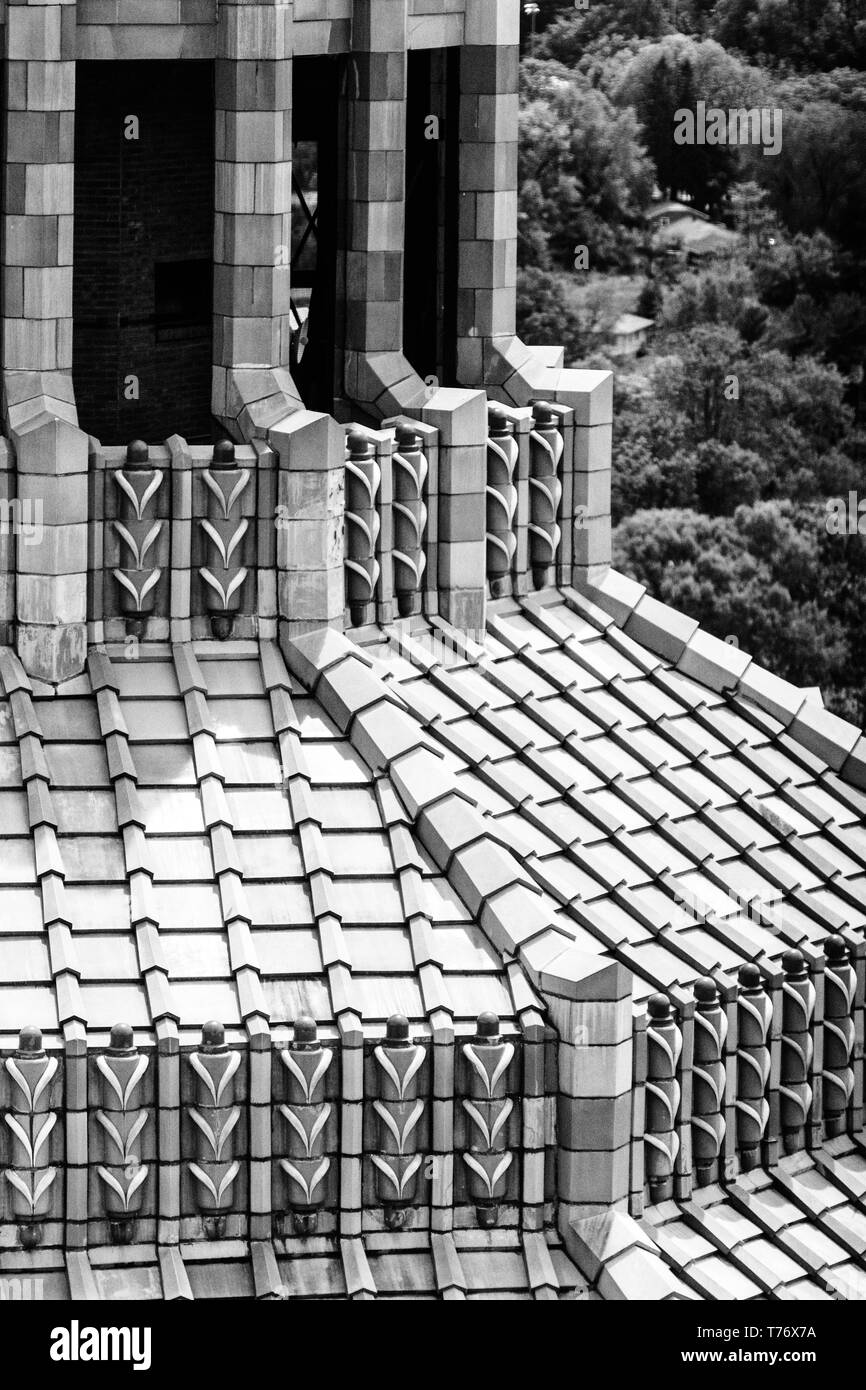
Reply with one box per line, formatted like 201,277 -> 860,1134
572,516 -> 611,569
270,409 -> 344,473
17,521 -> 86,576
573,423 -> 612,474
558,1142 -> 630,1205
677,626 -> 752,693
789,700 -> 861,772
554,371 -> 613,427
17,619 -> 86,684
624,593 -> 699,665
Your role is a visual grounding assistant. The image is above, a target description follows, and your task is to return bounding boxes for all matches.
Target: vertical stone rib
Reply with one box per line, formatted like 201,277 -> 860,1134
527,404 -> 562,590
735,963 -> 772,1170
485,408 -> 518,597
644,995 -> 681,1204
172,642 -> 270,1241
780,949 -> 814,1154
691,977 -> 726,1187
344,432 -> 381,628
258,639 -> 364,1238
391,426 -> 428,617
822,934 -> 856,1137
89,648 -> 183,1248
0,647 -> 84,1247
376,774 -> 455,1232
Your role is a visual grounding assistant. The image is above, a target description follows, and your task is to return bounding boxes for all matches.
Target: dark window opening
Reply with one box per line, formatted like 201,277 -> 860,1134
290,59 -> 341,413
154,259 -> 212,340
404,48 -> 459,385
73,60 -> 215,443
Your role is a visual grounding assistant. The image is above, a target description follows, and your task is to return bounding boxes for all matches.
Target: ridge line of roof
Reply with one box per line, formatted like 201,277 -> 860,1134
574,571 -> 866,790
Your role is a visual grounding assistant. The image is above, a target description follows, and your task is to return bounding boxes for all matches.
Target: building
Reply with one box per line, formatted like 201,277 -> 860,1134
0,0 -> 865,1302
608,314 -> 654,359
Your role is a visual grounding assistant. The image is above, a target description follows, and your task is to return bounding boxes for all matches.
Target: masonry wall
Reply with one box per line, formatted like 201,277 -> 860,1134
72,60 -> 215,443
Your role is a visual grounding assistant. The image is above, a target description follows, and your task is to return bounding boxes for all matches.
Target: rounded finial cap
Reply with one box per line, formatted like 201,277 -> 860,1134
531,401 -> 554,425
386,1014 -> 410,1043
694,977 -> 717,1005
396,426 -> 419,450
488,408 -> 510,433
477,1011 -> 500,1039
293,1015 -> 317,1045
126,439 -> 148,464
19,1025 -> 43,1054
347,431 -> 374,457
212,438 -> 236,463
783,948 -> 806,977
648,992 -> 671,1021
110,1022 -> 134,1052
825,934 -> 848,963
201,1020 -> 225,1049
738,962 -> 762,989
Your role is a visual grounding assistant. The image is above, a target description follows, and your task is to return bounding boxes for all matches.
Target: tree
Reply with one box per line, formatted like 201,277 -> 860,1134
516,267 -> 588,362
614,503 -> 864,716
519,60 -> 654,271
614,36 -> 764,211
747,101 -> 866,251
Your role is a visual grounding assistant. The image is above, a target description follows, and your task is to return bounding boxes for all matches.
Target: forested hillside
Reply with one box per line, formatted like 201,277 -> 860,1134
517,0 -> 866,721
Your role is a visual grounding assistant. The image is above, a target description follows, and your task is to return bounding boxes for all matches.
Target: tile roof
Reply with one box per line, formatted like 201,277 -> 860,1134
1,581 -> 864,1298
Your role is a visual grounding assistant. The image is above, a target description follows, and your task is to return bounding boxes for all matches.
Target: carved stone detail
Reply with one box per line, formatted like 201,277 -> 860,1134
691,978 -> 726,1187
822,934 -> 855,1138
391,427 -> 427,617
372,1015 -> 425,1229
735,964 -> 771,1170
528,403 -> 562,589
188,1020 -> 241,1240
199,439 -> 251,640
3,1026 -> 58,1249
485,409 -> 518,596
279,1016 -> 332,1236
461,1012 -> 514,1227
112,439 -> 164,636
345,433 -> 381,627
645,995 -> 681,1202
95,1023 -> 149,1243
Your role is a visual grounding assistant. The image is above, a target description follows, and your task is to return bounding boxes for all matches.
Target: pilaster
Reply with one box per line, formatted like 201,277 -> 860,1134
342,0 -> 426,419
213,0 -> 303,439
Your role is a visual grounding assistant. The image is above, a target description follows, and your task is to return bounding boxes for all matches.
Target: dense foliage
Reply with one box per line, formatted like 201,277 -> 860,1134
518,2 -> 866,721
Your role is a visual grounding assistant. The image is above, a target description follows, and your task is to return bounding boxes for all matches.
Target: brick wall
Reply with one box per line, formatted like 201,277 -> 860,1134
72,60 -> 215,444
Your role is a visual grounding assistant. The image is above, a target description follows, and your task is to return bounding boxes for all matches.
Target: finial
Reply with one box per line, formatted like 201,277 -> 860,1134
385,1014 -> 410,1044
694,977 -> 717,1005
347,431 -> 374,457
476,1011 -> 501,1040
201,1020 -> 227,1051
109,1022 -> 135,1053
782,948 -> 806,978
212,438 -> 236,464
825,934 -> 848,963
18,1025 -> 43,1055
396,426 -> 419,451
293,1015 -> 317,1045
648,992 -> 672,1021
126,439 -> 148,464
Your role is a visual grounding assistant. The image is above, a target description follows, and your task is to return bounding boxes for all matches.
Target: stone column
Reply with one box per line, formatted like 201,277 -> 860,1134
342,0 -> 426,419
213,0 -> 303,440
457,0 -> 615,592
2,0 -> 78,432
271,409 -> 345,640
1,0 -> 91,683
